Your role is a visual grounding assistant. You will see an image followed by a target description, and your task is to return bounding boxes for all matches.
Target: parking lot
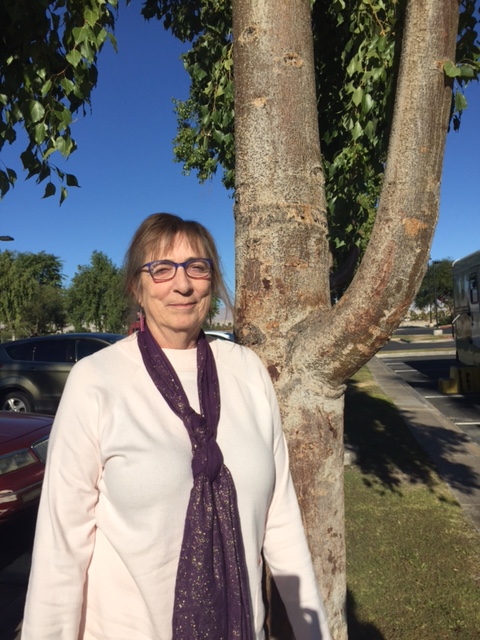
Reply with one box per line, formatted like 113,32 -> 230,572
379,353 -> 480,446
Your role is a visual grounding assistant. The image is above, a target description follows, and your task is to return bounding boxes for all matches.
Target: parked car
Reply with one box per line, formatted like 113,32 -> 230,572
0,411 -> 53,522
205,330 -> 235,341
0,333 -> 124,414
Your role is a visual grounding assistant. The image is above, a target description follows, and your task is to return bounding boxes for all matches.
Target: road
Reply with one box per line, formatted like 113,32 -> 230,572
0,512 -> 36,640
379,330 -> 480,447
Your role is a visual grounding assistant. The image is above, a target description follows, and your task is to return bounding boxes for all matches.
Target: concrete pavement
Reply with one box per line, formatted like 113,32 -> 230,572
368,355 -> 480,533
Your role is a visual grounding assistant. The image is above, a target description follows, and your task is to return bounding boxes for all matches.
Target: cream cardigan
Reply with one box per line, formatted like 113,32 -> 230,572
22,333 -> 331,640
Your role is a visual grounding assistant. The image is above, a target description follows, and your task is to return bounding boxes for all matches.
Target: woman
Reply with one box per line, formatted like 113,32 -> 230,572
22,213 -> 331,640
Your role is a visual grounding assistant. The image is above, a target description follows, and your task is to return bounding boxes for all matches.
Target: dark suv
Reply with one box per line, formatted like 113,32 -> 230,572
0,333 -> 124,413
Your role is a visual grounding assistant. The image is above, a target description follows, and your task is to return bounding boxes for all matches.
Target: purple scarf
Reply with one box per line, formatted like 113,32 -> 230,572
137,324 -> 254,640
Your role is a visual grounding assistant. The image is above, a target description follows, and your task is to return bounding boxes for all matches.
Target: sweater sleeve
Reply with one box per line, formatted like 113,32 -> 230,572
259,365 -> 332,640
22,357 -> 104,640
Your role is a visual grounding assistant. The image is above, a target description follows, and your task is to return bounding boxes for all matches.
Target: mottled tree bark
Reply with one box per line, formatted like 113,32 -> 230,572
232,1 -> 459,638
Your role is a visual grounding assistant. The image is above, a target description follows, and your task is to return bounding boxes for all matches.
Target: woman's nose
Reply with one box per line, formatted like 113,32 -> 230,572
173,266 -> 193,292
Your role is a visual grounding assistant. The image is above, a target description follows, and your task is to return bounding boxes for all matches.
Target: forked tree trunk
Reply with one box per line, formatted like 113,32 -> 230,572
232,1 -> 459,638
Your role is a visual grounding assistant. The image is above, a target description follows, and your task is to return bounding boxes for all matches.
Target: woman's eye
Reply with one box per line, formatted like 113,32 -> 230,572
190,263 -> 207,273
152,265 -> 172,276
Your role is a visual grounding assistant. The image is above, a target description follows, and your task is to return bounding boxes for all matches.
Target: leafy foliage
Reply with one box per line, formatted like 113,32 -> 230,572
21,283 -> 67,335
414,258 -> 454,324
66,250 -> 129,332
142,0 -> 480,276
0,0 -> 119,202
0,248 -> 130,337
0,250 -> 64,337
446,0 -> 480,130
0,0 -> 479,264
142,0 -> 234,187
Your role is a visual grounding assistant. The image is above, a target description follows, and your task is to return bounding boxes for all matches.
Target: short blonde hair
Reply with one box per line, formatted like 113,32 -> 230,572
124,213 -> 231,309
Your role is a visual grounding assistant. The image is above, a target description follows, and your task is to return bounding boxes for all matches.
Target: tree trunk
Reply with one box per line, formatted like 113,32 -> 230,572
232,1 -> 459,639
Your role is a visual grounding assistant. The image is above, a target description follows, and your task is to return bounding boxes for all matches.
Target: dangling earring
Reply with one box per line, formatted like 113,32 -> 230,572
138,308 -> 145,332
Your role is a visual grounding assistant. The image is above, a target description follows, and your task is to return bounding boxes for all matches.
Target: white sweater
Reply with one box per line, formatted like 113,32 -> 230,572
22,333 -> 331,640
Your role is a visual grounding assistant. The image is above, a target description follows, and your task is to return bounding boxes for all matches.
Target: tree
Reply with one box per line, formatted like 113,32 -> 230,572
142,0 -> 480,279
66,251 -> 129,332
21,283 -> 67,335
0,250 -> 64,338
415,258 -> 455,325
231,1 -> 460,637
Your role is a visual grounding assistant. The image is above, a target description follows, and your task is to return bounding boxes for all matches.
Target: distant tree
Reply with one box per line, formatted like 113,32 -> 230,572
205,295 -> 221,328
66,251 -> 129,332
415,258 -> 454,324
21,283 -> 67,335
0,250 -> 64,338
15,250 -> 63,287
0,251 -> 18,338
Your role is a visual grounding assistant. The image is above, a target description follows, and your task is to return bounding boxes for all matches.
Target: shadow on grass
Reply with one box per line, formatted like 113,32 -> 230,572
344,375 -> 480,497
347,588 -> 386,640
344,380 -> 439,493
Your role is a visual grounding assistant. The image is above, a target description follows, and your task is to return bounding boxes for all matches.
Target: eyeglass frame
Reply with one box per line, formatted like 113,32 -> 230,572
140,258 -> 213,282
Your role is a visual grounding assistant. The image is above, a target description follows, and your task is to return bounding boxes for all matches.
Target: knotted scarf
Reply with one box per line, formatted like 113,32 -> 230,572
137,324 -> 254,640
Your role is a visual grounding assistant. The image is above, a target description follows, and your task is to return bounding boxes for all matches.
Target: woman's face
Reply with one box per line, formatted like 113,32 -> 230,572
137,234 -> 212,349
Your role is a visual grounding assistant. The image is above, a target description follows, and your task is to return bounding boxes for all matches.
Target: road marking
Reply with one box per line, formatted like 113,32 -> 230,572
455,422 -> 480,426
424,394 -> 464,399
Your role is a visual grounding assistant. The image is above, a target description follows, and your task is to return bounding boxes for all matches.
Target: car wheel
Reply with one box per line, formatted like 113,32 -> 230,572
1,391 -> 34,413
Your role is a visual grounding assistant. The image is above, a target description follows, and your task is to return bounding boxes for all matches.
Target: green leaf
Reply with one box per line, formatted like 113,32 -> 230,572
66,174 -> 80,187
34,122 -> 47,144
73,25 -> 90,45
352,87 -> 363,107
443,60 -> 461,77
361,93 -> 373,114
66,50 -> 83,67
351,121 -> 363,141
28,101 -> 45,124
41,79 -> 53,97
455,91 -> 468,112
60,77 -> 75,94
458,64 -> 475,78
42,182 -> 56,199
84,7 -> 100,27
60,186 -> 68,205
55,137 -> 67,155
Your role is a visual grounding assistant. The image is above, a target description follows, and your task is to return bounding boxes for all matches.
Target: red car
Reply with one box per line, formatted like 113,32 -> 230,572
0,412 -> 52,522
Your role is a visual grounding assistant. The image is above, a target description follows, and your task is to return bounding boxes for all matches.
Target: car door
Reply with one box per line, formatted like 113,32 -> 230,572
30,339 -> 74,412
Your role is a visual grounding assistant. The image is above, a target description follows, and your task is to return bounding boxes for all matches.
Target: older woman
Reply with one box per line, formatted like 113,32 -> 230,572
22,213 -> 331,640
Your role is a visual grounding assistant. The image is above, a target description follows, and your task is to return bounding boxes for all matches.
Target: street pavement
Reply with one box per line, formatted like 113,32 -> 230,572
368,353 -> 480,533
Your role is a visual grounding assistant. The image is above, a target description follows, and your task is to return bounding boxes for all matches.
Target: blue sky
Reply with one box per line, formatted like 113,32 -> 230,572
1,5 -> 479,292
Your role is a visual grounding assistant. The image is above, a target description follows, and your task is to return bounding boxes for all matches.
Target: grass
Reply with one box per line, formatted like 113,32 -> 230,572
344,367 -> 480,640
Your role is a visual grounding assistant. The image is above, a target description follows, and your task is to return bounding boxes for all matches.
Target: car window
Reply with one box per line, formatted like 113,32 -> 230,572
4,342 -> 35,361
76,339 -> 107,360
33,340 -> 70,363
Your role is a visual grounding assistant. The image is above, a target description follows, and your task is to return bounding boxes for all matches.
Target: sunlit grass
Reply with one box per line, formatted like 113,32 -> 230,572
344,368 -> 480,640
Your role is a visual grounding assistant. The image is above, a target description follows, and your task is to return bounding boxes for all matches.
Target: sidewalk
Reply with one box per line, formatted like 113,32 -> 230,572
368,355 -> 480,533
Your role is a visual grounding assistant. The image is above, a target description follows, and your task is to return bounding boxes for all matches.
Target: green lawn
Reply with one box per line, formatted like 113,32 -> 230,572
344,368 -> 480,640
